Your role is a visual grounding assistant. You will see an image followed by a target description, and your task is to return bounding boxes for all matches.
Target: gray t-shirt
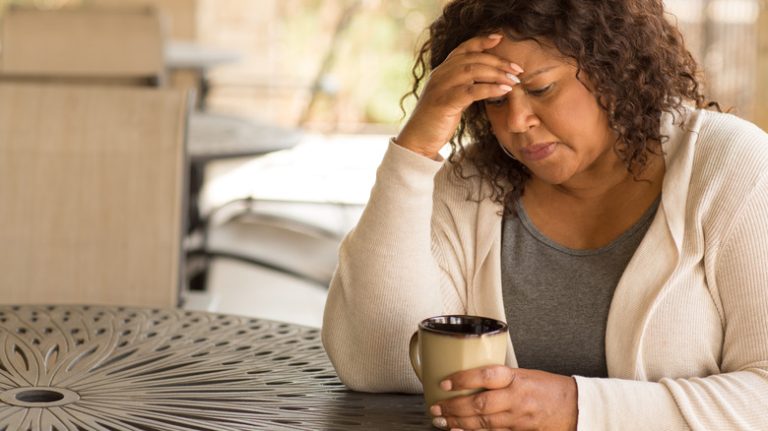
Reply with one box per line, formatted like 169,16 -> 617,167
501,197 -> 660,377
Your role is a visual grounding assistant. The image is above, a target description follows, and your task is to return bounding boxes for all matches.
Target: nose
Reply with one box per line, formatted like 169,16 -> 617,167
506,92 -> 540,133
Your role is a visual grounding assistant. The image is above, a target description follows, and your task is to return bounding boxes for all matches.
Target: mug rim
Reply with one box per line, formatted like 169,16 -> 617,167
418,314 -> 508,338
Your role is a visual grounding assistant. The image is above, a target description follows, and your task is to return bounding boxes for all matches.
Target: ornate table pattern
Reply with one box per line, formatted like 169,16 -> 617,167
0,305 -> 430,430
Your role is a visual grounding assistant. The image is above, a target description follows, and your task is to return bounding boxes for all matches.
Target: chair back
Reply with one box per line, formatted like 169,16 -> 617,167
0,7 -> 166,86
0,82 -> 189,307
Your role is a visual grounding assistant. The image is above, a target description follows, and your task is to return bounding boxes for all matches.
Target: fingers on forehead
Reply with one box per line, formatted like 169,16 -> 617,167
467,52 -> 515,69
444,52 -> 514,73
449,34 -> 503,57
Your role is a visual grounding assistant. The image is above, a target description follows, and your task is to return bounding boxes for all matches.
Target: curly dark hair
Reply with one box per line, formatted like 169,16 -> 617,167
405,0 -> 717,211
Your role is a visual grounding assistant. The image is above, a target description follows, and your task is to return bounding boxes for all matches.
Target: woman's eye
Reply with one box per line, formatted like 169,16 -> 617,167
525,84 -> 553,97
483,97 -> 506,106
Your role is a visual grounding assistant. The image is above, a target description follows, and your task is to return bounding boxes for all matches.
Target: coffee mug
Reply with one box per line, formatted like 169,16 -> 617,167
409,315 -> 508,406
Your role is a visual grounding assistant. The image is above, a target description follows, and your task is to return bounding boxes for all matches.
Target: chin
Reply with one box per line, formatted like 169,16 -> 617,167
529,167 -> 574,186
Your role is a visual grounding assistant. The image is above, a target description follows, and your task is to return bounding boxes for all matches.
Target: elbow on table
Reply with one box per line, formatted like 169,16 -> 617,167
334,364 -> 422,394
334,365 -> 391,393
321,329 -> 422,394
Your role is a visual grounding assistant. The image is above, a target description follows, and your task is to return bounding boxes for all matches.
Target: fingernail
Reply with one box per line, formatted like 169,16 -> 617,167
506,73 -> 521,84
440,379 -> 453,391
430,404 -> 442,416
499,84 -> 513,92
510,63 -> 524,74
450,428 -> 464,431
488,33 -> 502,39
432,416 -> 448,429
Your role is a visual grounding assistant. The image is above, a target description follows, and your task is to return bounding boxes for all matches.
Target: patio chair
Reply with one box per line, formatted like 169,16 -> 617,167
187,197 -> 352,289
0,6 -> 166,86
0,82 -> 191,307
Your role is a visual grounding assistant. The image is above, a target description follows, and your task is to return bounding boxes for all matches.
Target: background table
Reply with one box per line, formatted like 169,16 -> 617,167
185,111 -> 303,234
166,41 -> 242,110
183,113 -> 306,292
0,305 -> 431,430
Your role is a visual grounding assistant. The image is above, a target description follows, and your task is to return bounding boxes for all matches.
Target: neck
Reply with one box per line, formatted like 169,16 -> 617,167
520,152 -> 665,250
532,157 -> 656,203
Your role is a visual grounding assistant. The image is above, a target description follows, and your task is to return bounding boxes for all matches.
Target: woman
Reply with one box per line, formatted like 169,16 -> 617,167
322,0 -> 768,429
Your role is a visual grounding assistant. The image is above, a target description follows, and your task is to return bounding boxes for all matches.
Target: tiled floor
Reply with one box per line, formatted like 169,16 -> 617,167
182,133 -> 387,327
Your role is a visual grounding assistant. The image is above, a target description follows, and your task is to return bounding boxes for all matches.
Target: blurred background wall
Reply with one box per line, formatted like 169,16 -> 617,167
1,0 -> 765,131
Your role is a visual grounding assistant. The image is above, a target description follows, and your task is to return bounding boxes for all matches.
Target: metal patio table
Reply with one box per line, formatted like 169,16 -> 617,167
0,305 -> 430,430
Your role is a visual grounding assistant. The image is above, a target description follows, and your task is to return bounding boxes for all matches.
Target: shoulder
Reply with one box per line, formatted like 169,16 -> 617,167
682,110 -> 768,190
696,109 -> 767,141
432,146 -> 503,235
692,110 -> 768,176
433,147 -> 487,205
683,110 -> 768,238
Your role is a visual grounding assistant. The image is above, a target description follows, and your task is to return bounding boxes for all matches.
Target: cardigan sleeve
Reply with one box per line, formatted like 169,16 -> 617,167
575,175 -> 768,430
321,141 -> 467,393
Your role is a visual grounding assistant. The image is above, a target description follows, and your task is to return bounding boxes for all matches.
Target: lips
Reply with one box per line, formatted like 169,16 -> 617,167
520,142 -> 558,162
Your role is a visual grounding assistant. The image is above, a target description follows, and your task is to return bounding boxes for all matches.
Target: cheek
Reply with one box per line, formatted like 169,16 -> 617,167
543,85 -> 608,142
484,108 -> 505,137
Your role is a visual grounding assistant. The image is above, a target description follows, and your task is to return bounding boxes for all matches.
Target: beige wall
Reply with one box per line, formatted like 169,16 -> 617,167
88,0 -> 199,40
757,2 -> 768,131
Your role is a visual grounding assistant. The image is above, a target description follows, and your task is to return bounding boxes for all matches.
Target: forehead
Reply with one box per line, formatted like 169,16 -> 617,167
484,37 -> 568,67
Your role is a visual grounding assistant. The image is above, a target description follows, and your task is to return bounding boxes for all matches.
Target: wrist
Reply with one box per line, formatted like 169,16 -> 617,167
392,135 -> 442,161
567,376 -> 579,431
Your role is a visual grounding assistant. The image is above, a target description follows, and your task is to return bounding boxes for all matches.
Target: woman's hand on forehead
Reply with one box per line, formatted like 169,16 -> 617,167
395,34 -> 523,160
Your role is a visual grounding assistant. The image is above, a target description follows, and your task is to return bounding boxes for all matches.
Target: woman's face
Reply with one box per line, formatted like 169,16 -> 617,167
483,37 -> 617,186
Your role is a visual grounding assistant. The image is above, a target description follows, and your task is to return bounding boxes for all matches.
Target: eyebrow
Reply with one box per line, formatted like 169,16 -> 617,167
519,65 -> 560,84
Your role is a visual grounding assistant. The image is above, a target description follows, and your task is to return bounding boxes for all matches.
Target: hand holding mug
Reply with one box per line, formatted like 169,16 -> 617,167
431,365 -> 578,431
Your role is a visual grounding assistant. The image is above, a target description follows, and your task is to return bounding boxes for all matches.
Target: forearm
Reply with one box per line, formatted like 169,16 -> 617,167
322,142 -> 447,392
575,376 -> 688,430
576,368 -> 768,430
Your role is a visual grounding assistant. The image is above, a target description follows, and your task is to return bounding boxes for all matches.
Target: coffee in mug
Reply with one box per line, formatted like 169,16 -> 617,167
409,315 -> 508,406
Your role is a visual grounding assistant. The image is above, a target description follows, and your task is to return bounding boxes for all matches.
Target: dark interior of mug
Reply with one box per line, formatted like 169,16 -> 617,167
421,315 -> 507,335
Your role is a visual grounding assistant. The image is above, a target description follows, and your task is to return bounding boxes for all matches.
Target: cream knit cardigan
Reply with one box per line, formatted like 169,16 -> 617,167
322,108 -> 768,430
